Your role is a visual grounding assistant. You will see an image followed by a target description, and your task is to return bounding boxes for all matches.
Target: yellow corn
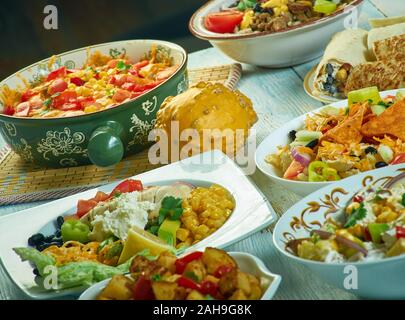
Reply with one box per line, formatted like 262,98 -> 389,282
84,105 -> 99,113
240,10 -> 254,30
176,228 -> 190,242
376,208 -> 398,223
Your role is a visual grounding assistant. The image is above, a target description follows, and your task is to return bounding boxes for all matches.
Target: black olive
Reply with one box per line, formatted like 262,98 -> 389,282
28,233 -> 45,246
323,83 -> 331,91
56,216 -> 64,229
55,229 -> 62,237
44,235 -> 55,243
375,161 -> 388,168
33,268 -> 40,276
326,63 -> 334,75
365,146 -> 378,154
328,85 -> 337,94
326,75 -> 334,84
288,130 -> 297,141
306,139 -> 319,149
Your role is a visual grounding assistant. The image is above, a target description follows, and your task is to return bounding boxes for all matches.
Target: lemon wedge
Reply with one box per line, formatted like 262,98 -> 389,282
118,226 -> 172,264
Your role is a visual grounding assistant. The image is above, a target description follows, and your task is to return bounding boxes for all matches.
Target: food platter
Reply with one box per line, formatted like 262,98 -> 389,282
0,151 -> 276,299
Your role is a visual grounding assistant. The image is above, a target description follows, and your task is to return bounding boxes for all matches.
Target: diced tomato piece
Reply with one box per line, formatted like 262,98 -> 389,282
70,77 -> 85,86
21,89 -> 36,102
3,105 -> 15,116
76,199 -> 98,218
77,96 -> 95,108
397,226 -> 405,239
93,191 -> 109,202
391,154 -> 405,165
121,82 -> 135,91
133,275 -> 155,300
204,11 -> 244,33
283,160 -> 305,180
109,74 -> 127,86
109,179 -> 143,197
66,69 -> 80,74
177,276 -> 200,290
29,95 -> 44,109
49,79 -> 68,95
200,280 -> 218,296
14,102 -> 31,117
353,195 -> 364,203
107,59 -> 119,69
175,251 -> 203,274
52,90 -> 79,110
112,89 -> 131,103
131,60 -> 149,70
46,66 -> 67,81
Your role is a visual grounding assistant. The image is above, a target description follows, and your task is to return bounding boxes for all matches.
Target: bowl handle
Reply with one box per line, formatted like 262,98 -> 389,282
87,121 -> 124,167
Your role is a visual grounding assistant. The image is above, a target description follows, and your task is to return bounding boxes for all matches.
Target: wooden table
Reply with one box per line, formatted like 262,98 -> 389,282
0,0 -> 402,300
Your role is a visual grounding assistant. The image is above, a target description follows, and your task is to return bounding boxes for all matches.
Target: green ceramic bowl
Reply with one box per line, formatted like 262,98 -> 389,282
0,39 -> 188,168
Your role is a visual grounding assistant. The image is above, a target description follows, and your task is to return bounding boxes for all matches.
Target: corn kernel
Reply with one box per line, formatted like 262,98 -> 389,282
84,105 -> 99,113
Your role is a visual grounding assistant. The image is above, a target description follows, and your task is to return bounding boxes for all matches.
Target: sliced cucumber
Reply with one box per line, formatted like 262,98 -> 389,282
295,130 -> 323,142
320,106 -> 341,116
348,86 -> 381,106
371,104 -> 386,116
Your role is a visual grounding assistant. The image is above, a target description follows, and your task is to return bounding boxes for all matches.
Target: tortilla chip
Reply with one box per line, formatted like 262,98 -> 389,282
322,103 -> 367,144
373,35 -> 405,61
344,59 -> 405,95
361,98 -> 405,141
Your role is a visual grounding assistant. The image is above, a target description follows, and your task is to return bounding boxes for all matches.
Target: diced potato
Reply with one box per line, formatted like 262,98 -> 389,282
218,268 -> 237,296
151,281 -> 178,300
204,274 -> 219,284
183,259 -> 206,282
96,275 -> 133,300
201,247 -> 236,274
246,274 -> 262,300
186,290 -> 206,300
229,289 -> 247,300
236,271 -> 252,295
387,238 -> 405,257
157,252 -> 177,273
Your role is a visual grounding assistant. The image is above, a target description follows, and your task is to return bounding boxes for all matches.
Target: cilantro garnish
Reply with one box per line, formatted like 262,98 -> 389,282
344,202 -> 367,228
377,101 -> 388,107
116,60 -> 131,71
158,196 -> 184,224
402,193 -> 405,207
151,274 -> 162,282
43,98 -> 52,108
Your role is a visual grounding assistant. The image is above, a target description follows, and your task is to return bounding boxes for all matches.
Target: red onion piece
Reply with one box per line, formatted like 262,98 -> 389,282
291,148 -> 311,167
311,229 -> 333,240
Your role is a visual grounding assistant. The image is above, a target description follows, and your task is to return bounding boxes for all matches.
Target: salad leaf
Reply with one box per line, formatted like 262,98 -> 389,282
344,203 -> 367,228
237,0 -> 256,11
116,60 -> 131,71
13,247 -> 55,277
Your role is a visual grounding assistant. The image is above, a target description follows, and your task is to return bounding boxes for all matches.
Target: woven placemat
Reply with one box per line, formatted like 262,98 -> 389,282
0,63 -> 242,205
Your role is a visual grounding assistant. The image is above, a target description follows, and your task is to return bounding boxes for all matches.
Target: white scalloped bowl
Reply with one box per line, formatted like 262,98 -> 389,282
79,251 -> 282,300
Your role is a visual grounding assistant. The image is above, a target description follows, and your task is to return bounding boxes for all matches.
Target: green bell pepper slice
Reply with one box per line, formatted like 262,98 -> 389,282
347,86 -> 381,106
314,0 -> 337,14
308,161 -> 340,182
61,220 -> 90,243
368,223 -> 389,243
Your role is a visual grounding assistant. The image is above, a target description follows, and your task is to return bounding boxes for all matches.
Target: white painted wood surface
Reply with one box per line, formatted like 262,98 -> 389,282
0,0 -> 395,300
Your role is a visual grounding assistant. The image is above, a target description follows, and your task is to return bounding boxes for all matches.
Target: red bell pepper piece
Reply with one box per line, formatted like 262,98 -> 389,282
3,105 -> 15,116
133,275 -> 155,300
177,276 -> 200,291
46,66 -> 67,82
175,251 -> 203,274
199,280 -> 218,296
21,89 -> 36,102
70,77 -> 85,86
214,265 -> 234,278
396,226 -> 405,239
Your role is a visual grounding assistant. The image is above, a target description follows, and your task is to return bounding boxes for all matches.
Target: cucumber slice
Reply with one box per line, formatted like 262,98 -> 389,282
348,86 -> 381,106
320,106 -> 341,116
295,130 -> 323,142
371,104 -> 386,116
314,0 -> 337,14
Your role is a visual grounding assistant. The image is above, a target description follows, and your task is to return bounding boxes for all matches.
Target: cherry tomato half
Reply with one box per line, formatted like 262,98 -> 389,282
204,11 -> 244,34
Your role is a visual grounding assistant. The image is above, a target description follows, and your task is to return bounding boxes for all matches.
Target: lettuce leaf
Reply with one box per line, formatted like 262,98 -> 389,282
13,247 -> 55,276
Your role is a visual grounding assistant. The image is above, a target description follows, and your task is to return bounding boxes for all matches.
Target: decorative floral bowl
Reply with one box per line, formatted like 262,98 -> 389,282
0,40 -> 188,168
273,164 -> 405,299
189,0 -> 364,67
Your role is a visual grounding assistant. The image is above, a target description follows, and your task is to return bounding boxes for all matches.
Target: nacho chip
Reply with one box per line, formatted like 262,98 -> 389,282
322,103 -> 367,145
361,98 -> 405,141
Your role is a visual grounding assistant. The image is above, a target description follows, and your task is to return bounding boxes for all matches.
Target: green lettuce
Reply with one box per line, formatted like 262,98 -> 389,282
13,247 -> 132,290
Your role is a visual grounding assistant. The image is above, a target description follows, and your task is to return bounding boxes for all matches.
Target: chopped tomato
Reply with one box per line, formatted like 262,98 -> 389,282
200,280 -> 219,296
3,105 -> 15,116
48,79 -> 68,95
283,160 -> 305,180
14,102 -> 31,117
121,82 -> 135,91
76,199 -> 98,218
109,179 -> 143,197
204,11 -> 244,33
46,66 -> 67,81
70,77 -> 85,86
107,59 -> 119,69
77,96 -> 95,108
66,69 -> 81,74
391,154 -> 405,165
93,191 -> 109,202
133,275 -> 155,300
131,60 -> 149,70
214,265 -> 234,278
29,95 -> 44,109
52,91 -> 81,110
177,276 -> 200,290
21,89 -> 36,102
109,74 -> 127,86
112,89 -> 131,103
396,226 -> 405,239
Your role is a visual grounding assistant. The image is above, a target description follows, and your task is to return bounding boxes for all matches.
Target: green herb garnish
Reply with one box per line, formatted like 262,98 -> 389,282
158,196 -> 183,224
184,271 -> 199,282
344,203 -> 367,228
116,60 -> 131,71
43,98 -> 52,108
151,274 -> 162,281
237,0 -> 256,11
402,193 -> 405,207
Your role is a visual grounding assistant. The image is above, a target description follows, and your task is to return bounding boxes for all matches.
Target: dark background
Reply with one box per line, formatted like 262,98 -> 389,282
0,0 -> 210,79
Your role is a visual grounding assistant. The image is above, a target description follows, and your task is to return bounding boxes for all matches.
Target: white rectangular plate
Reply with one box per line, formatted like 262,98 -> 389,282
0,150 -> 276,299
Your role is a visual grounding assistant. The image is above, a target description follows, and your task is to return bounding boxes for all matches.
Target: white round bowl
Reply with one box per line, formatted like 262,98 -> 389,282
255,89 -> 401,197
189,0 -> 364,67
79,251 -> 281,300
273,164 -> 405,299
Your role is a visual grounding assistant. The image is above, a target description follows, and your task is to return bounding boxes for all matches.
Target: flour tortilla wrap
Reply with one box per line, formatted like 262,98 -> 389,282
369,16 -> 405,28
373,34 -> 405,61
367,22 -> 405,55
344,59 -> 405,95
313,29 -> 369,97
